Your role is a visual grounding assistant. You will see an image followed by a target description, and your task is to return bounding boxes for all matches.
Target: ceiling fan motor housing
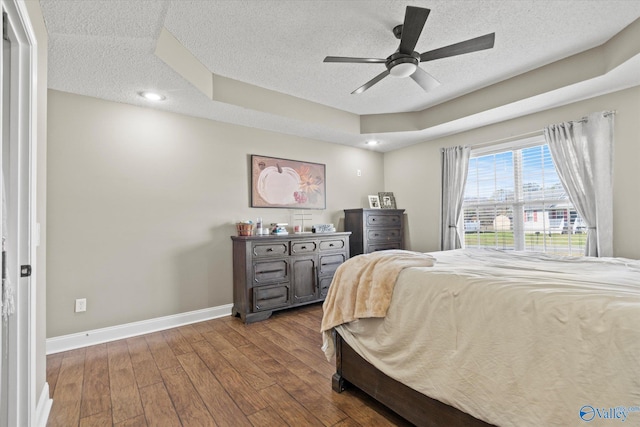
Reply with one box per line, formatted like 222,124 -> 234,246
386,52 -> 420,78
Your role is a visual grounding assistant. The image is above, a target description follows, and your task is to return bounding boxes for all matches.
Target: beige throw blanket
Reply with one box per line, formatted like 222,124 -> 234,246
321,250 -> 436,359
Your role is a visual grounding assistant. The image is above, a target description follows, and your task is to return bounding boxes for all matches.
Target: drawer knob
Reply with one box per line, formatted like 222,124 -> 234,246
329,243 -> 334,247
301,246 -> 307,249
267,248 -> 273,252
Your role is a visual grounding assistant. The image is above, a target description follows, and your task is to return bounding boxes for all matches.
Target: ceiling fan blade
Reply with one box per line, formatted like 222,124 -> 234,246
352,70 -> 390,94
420,33 -> 495,62
398,6 -> 430,55
324,56 -> 386,64
410,67 -> 441,92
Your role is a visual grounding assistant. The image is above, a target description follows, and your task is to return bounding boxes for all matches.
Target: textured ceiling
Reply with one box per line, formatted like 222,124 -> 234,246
40,0 -> 640,151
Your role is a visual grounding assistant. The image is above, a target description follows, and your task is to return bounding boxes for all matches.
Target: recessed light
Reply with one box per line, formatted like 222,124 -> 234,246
138,91 -> 166,101
366,140 -> 379,146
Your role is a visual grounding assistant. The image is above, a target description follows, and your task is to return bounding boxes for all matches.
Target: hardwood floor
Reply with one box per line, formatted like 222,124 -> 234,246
46,304 -> 412,426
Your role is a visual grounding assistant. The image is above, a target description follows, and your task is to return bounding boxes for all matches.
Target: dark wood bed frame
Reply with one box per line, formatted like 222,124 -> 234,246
332,332 -> 494,427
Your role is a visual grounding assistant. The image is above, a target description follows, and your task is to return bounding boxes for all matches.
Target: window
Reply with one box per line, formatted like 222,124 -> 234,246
462,136 -> 585,255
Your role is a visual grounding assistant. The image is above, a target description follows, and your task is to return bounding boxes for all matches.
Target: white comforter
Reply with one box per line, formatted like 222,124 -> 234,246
334,249 -> 640,427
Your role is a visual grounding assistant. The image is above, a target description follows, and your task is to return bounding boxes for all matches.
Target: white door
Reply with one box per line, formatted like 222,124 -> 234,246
1,2 -> 35,426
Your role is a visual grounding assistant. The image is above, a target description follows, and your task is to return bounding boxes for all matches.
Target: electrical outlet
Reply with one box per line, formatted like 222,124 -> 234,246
357,169 -> 362,177
75,298 -> 87,313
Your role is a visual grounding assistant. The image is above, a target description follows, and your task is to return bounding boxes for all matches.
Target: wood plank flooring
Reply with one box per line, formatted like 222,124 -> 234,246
46,304 -> 412,426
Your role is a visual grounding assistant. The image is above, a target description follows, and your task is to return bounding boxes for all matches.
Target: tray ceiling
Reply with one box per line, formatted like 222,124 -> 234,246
40,0 -> 640,151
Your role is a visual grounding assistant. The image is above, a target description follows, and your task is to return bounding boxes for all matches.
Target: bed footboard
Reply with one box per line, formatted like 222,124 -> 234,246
333,331 -> 494,427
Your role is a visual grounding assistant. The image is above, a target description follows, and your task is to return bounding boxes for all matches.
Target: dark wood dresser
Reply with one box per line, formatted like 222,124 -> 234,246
344,208 -> 405,256
231,232 -> 350,323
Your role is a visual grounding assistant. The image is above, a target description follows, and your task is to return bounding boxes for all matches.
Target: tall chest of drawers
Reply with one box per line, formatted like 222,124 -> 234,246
344,208 -> 405,256
231,232 -> 350,323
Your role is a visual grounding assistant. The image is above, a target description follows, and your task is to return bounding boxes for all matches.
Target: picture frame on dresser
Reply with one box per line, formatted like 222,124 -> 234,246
378,192 -> 396,209
368,195 -> 381,209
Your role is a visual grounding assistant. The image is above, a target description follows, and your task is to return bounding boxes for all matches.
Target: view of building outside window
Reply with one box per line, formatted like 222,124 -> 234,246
462,143 -> 586,256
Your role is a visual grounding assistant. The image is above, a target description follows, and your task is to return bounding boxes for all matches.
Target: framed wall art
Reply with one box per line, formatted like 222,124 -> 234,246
251,155 -> 326,209
378,192 -> 397,209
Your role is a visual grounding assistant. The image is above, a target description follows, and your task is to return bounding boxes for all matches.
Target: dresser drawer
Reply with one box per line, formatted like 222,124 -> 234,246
253,283 -> 290,312
252,242 -> 288,258
367,242 -> 401,252
253,259 -> 288,284
366,213 -> 403,227
367,228 -> 401,242
319,253 -> 346,276
319,238 -> 346,251
319,276 -> 333,299
291,241 -> 317,255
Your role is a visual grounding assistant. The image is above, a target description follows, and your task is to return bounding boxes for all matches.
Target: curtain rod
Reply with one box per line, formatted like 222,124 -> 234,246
572,110 -> 616,124
470,110 -> 616,149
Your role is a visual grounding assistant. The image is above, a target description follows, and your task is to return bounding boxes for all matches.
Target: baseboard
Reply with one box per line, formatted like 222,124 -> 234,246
35,382 -> 52,427
46,304 -> 234,354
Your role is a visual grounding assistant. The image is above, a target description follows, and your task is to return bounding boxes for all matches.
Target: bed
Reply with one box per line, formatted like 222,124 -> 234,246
321,249 -> 640,427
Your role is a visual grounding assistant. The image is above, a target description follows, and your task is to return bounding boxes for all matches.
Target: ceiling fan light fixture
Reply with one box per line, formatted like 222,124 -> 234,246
386,52 -> 420,78
389,62 -> 417,78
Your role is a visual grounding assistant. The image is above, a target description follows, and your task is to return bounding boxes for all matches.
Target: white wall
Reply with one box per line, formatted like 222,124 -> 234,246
385,86 -> 640,260
46,90 -> 384,337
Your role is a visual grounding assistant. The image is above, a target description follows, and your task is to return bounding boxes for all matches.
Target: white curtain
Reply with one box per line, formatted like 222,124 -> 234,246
544,111 -> 614,257
440,146 -> 470,251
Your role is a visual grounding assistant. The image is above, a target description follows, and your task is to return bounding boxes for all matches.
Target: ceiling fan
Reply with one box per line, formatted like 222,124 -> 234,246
324,6 -> 495,94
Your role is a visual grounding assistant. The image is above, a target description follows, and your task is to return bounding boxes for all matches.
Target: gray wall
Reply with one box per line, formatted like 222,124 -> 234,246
47,85 -> 640,339
47,90 -> 384,337
385,86 -> 640,259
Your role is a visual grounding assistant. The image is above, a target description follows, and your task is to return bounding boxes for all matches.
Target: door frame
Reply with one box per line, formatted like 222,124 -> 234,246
1,0 -> 38,426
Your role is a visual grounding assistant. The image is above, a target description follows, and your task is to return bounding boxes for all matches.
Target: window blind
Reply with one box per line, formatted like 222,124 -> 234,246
462,140 -> 585,255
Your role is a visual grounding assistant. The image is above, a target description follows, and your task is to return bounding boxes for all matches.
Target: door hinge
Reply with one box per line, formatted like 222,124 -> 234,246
20,265 -> 31,277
